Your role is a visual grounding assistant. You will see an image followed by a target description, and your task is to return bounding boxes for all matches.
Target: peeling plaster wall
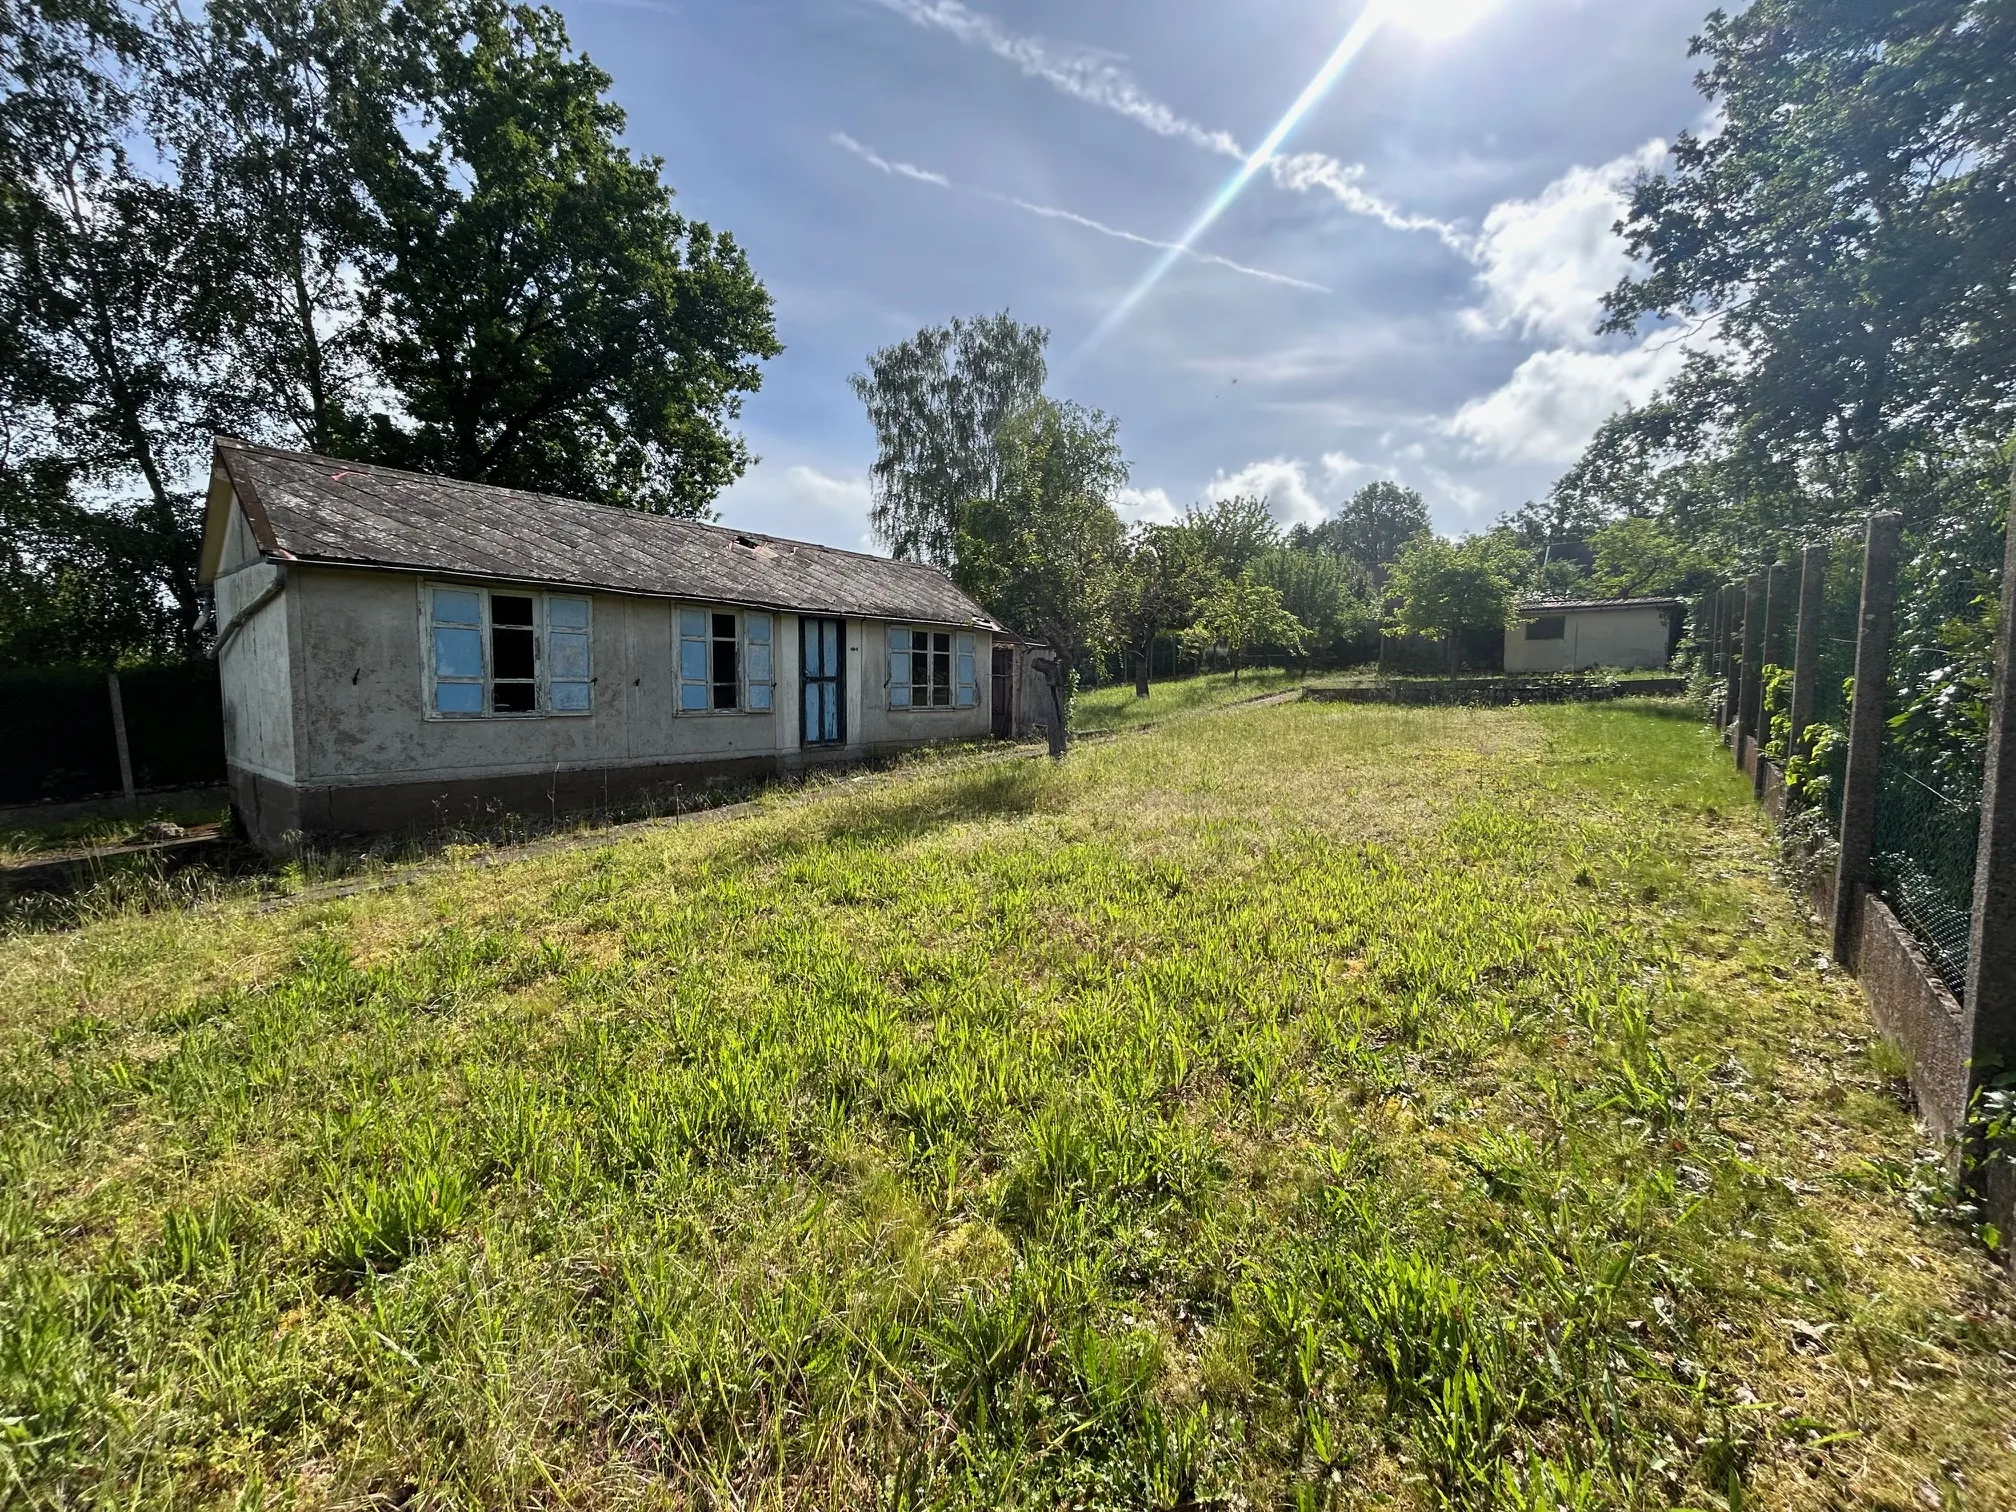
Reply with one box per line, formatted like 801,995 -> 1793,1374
213,502 -> 295,784
273,567 -> 992,796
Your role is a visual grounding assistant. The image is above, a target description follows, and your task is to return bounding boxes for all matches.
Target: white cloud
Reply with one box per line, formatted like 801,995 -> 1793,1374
1446,337 -> 1691,464
1206,459 -> 1327,528
1114,485 -> 1178,525
874,0 -> 1459,248
831,133 -> 1328,293
1321,451 -> 1371,485
716,462 -> 877,552
1464,140 -> 1666,348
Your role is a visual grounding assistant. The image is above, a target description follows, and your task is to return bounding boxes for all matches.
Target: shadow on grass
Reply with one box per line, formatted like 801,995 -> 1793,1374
734,756 -> 1060,866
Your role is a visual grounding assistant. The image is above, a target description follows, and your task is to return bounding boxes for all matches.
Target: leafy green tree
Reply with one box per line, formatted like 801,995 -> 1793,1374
1182,578 -> 1307,682
1174,493 -> 1279,581
166,0 -> 404,455
1304,481 -> 1432,583
0,0 -> 213,658
851,312 -> 1049,565
955,399 -> 1128,756
1602,0 -> 2016,515
1586,517 -> 1712,600
1384,533 -> 1533,675
1246,548 -> 1373,663
1114,522 -> 1210,698
355,0 -> 778,515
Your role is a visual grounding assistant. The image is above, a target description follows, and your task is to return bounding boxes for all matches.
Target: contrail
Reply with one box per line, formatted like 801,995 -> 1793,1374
1075,0 -> 1395,359
831,133 -> 1329,294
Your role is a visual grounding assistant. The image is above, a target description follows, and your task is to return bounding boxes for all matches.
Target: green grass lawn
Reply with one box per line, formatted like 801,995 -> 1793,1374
3,700 -> 2011,1510
1072,670 -> 1305,733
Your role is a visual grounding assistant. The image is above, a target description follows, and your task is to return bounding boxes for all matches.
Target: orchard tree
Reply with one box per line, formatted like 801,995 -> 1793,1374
1384,533 -> 1532,675
1174,493 -> 1279,581
1182,578 -> 1307,682
955,399 -> 1127,755
1115,523 -> 1210,698
851,312 -> 1049,565
1247,548 -> 1373,663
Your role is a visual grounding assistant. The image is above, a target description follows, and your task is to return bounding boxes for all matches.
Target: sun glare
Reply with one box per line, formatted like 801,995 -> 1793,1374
1386,0 -> 1504,41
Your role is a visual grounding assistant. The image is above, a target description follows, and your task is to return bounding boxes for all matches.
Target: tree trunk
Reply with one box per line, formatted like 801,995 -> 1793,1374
1043,665 -> 1070,758
1447,634 -> 1461,677
1134,651 -> 1150,699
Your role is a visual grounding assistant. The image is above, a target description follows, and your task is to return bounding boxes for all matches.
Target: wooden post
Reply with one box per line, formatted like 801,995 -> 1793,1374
1789,544 -> 1827,764
1736,571 -> 1766,771
1832,513 -> 1903,965
1964,467 -> 2016,1089
1755,562 -> 1793,797
106,671 -> 137,810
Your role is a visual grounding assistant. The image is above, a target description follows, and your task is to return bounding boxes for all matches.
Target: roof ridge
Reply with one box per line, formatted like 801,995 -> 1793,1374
213,436 -> 955,581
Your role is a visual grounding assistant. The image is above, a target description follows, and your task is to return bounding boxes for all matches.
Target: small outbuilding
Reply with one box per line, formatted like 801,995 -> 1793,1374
1504,596 -> 1683,675
197,439 -> 1035,849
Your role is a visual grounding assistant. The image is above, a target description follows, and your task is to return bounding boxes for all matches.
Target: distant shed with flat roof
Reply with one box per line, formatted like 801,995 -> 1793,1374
1504,597 -> 1682,675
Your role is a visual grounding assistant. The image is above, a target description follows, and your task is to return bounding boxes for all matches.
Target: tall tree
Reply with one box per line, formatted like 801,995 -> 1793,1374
954,398 -> 1127,755
1324,481 -> 1432,583
0,0 -> 215,657
355,0 -> 779,515
1247,547 -> 1373,662
1601,0 -> 2016,514
851,312 -> 1049,565
166,0 -> 403,456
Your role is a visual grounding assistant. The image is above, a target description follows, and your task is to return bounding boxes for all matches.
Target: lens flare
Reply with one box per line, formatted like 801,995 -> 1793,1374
1074,0 -> 1501,359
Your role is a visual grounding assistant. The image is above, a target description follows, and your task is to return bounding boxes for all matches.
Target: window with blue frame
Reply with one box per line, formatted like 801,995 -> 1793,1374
678,607 -> 771,713
889,627 -> 979,709
427,585 -> 592,717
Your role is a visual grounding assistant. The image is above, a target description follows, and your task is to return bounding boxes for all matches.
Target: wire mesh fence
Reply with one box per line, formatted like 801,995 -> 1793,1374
1702,518 -> 1999,1002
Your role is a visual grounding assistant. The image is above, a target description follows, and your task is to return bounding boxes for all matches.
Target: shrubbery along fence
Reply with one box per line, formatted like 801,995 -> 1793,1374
1698,479 -> 2015,1253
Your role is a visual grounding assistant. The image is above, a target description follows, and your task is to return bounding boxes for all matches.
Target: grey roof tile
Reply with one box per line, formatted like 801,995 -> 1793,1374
215,440 -> 1004,631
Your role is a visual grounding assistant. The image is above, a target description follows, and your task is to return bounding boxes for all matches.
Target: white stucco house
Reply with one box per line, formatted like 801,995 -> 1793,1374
1504,597 -> 1683,675
197,439 -> 1036,849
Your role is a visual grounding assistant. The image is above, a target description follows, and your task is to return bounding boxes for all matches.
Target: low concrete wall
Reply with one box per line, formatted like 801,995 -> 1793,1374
1852,887 -> 1974,1141
1306,676 -> 1686,708
1760,754 -> 1979,1150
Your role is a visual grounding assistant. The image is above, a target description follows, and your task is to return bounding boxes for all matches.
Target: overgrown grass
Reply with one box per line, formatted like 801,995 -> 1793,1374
2,701 -> 2010,1509
0,796 -> 230,865
1072,669 -> 1304,733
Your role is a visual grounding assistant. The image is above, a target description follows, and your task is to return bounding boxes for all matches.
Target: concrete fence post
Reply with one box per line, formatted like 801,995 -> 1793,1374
106,671 -> 137,810
1703,589 -> 1723,707
1832,512 -> 1903,965
1756,562 -> 1793,798
1790,544 -> 1827,763
1737,571 -> 1767,771
1721,583 -> 1744,732
1965,468 -> 2016,1090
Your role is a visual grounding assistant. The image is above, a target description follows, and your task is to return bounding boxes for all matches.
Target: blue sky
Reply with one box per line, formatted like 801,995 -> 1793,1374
555,0 -> 1718,549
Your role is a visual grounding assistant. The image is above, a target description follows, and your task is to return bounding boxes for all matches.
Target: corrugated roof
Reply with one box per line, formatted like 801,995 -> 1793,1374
1516,597 -> 1684,614
207,439 -> 1004,631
